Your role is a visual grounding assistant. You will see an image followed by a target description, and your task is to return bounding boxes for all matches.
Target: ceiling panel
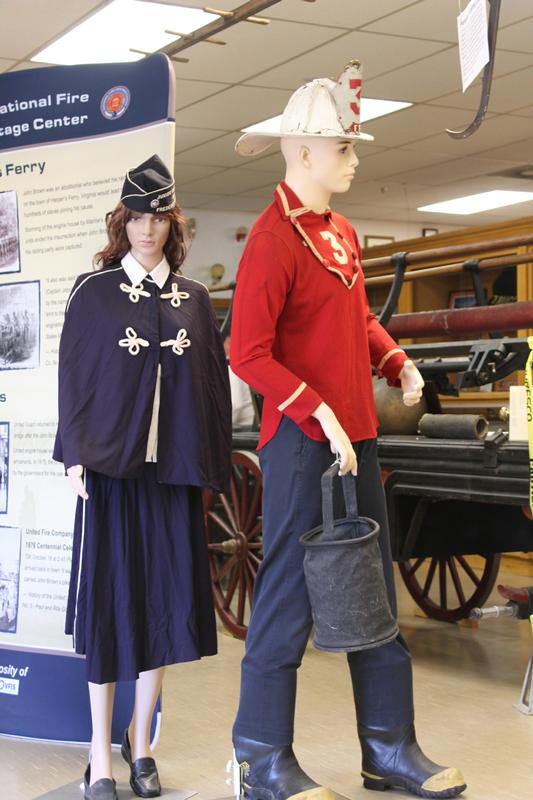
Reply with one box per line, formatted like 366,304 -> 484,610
179,191 -> 226,209
1,0 -> 532,225
237,151 -> 286,174
171,17 -> 348,84
388,156 -> 526,186
175,84 -> 291,130
175,132 -> 259,168
498,17 -> 533,54
175,78 -> 232,110
348,147 -> 452,182
267,0 -> 417,29
365,48 -> 533,104
178,167 -> 275,195
361,0 -> 457,43
174,126 -> 228,153
0,0 -> 102,60
428,64 -> 533,114
245,29 -> 446,89
499,0 -> 533,28
413,114 -> 533,157
347,180 -> 433,209
511,105 -> 533,118
363,104 -> 475,148
199,195 -> 272,212
0,58 -> 16,72
174,164 -> 226,185
480,137 -> 533,161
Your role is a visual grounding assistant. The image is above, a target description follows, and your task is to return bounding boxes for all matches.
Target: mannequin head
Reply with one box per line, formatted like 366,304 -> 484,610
94,202 -> 188,270
281,136 -> 359,211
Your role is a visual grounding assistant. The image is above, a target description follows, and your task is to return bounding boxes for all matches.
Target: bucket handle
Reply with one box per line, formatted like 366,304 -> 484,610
321,461 -> 358,541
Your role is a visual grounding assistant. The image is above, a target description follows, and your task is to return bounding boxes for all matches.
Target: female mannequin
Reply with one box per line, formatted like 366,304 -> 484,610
54,155 -> 231,800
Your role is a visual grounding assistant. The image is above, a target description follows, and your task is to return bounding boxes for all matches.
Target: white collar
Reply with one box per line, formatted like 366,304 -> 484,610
121,251 -> 170,289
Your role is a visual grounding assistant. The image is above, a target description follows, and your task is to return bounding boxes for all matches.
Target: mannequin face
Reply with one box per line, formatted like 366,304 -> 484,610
300,138 -> 359,194
126,211 -> 170,266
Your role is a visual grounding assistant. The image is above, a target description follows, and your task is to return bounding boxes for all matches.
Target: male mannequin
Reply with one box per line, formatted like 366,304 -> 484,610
230,63 -> 466,799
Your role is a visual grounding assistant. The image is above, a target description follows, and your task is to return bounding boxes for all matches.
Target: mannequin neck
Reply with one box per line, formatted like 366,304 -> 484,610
283,168 -> 332,214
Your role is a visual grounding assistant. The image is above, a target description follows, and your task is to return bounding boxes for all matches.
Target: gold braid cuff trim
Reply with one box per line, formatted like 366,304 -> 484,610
376,348 -> 404,373
277,381 -> 307,412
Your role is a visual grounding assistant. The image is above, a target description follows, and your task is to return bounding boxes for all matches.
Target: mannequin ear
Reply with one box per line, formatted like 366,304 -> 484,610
299,144 -> 312,169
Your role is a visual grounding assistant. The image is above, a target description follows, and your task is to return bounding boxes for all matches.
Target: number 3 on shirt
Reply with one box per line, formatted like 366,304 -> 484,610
320,231 -> 348,265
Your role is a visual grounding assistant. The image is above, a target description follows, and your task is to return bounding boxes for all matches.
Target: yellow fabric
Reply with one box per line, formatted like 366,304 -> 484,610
524,336 -> 533,514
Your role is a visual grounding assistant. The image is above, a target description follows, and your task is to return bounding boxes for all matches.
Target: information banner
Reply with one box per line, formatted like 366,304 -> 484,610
0,54 -> 175,741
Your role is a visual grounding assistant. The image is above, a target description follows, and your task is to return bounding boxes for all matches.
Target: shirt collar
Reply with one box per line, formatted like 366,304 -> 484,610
274,181 -> 332,223
121,251 -> 170,289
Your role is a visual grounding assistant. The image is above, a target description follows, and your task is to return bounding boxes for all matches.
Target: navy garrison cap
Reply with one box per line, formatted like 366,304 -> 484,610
121,154 -> 176,213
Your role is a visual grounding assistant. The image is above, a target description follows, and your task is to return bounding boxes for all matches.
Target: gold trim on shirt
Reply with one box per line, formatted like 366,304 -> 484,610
276,184 -> 358,290
377,348 -> 404,372
277,381 -> 307,412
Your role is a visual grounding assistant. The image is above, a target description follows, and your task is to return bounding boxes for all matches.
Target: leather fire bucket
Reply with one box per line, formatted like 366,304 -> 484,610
299,462 -> 399,653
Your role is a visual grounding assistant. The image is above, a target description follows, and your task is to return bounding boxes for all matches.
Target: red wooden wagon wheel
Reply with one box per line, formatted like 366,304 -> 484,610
398,552 -> 501,623
203,450 -> 263,639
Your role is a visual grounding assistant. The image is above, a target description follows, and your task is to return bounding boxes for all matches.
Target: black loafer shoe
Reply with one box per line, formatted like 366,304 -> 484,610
83,764 -> 118,800
121,728 -> 162,798
234,734 -> 335,800
359,724 -> 466,798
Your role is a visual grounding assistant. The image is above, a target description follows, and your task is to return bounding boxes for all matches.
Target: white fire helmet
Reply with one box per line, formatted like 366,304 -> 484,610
235,60 -> 374,157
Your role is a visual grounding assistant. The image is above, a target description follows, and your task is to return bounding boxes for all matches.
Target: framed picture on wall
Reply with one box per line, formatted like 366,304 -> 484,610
0,191 -> 21,276
0,525 -> 21,634
364,235 -> 395,248
0,280 -> 40,371
449,291 -> 476,310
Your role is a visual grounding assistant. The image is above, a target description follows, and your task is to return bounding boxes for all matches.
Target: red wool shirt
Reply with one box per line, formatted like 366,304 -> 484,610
230,181 -> 408,449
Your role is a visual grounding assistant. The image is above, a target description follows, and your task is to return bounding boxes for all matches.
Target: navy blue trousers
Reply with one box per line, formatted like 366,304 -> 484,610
233,418 -> 414,746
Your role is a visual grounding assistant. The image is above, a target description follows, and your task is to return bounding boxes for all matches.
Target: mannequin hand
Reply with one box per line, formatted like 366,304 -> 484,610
312,403 -> 357,476
399,360 -> 424,406
67,465 -> 88,500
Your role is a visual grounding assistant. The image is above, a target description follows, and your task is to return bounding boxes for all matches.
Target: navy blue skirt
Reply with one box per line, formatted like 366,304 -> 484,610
65,465 -> 217,684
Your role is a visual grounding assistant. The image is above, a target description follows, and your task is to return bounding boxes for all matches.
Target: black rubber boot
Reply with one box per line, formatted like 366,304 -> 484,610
234,735 -> 335,800
358,723 -> 466,798
348,637 -> 466,799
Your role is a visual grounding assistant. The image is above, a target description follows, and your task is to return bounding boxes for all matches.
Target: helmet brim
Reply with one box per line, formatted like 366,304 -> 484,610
235,128 -> 374,157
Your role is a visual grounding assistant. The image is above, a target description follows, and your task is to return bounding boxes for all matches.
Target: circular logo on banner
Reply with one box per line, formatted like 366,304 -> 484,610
100,86 -> 131,119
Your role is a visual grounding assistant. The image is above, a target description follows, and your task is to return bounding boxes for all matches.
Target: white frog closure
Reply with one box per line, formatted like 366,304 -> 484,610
120,282 -> 151,303
160,328 -> 191,356
160,282 -> 190,308
119,326 -> 150,356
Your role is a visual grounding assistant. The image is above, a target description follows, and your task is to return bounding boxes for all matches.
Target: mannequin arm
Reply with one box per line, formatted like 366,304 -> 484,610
231,231 -> 323,424
312,403 -> 357,475
67,464 -> 89,500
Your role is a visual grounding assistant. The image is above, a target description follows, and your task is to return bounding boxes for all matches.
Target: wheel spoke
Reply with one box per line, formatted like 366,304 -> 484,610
207,510 -> 236,539
223,565 -> 240,609
244,481 -> 262,536
439,559 -> 447,609
246,519 -> 262,542
407,557 -> 425,577
248,552 -> 261,568
219,494 -> 239,534
239,468 -> 249,533
217,554 -> 237,582
236,565 -> 246,624
421,557 -> 438,598
247,542 -> 263,550
244,561 -> 254,608
230,478 -> 241,531
456,555 -> 481,587
448,557 -> 466,606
